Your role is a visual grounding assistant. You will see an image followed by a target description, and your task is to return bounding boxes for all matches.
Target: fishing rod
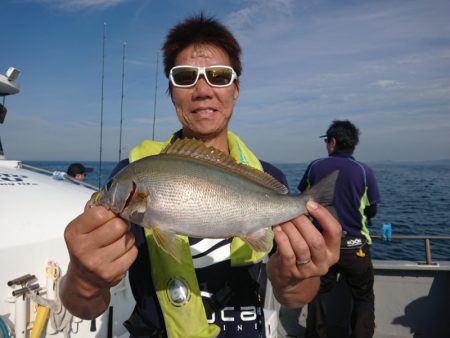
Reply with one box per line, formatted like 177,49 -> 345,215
152,52 -> 158,140
119,41 -> 126,161
98,22 -> 106,188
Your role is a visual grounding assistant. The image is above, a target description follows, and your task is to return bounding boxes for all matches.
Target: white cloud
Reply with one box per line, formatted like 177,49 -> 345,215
227,0 -> 294,27
30,0 -> 127,10
371,80 -> 402,89
226,0 -> 296,41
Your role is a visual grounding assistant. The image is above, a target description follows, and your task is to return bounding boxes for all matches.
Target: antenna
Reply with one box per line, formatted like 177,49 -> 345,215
118,41 -> 126,161
152,52 -> 158,140
99,22 -> 106,188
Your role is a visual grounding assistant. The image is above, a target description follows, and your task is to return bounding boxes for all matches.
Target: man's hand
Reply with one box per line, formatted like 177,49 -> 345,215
267,200 -> 341,308
59,205 -> 137,319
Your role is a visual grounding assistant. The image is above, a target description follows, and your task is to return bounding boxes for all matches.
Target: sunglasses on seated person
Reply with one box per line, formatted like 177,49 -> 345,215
169,65 -> 237,88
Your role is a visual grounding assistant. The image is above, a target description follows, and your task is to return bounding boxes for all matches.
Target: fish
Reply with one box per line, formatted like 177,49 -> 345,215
90,138 -> 338,262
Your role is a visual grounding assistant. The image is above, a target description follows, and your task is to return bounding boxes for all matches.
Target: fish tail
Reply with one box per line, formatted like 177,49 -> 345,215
305,170 -> 339,212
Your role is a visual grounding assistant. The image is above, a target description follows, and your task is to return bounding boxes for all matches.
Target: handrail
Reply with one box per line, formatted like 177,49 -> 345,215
371,235 -> 450,265
21,162 -> 98,191
372,235 -> 450,240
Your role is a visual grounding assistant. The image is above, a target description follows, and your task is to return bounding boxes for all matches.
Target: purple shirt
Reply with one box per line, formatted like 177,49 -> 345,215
298,152 -> 380,241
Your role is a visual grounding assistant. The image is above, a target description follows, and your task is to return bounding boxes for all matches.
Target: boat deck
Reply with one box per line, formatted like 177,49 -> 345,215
274,259 -> 450,338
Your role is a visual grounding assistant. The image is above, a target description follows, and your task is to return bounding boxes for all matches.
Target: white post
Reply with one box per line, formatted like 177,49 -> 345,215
14,295 -> 27,338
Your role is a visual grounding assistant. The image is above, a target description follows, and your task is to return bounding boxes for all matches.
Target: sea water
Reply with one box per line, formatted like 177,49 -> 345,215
279,161 -> 450,262
26,160 -> 450,262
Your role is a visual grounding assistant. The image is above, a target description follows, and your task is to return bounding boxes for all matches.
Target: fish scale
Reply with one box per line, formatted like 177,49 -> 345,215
140,156 -> 291,235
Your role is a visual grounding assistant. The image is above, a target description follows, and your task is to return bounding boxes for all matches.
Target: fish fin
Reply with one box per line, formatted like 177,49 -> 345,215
240,228 -> 274,253
129,190 -> 149,214
305,170 -> 339,209
161,138 -> 288,194
152,228 -> 182,263
122,189 -> 149,224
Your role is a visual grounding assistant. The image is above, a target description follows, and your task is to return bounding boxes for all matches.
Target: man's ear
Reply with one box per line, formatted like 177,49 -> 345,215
168,82 -> 174,102
233,79 -> 240,100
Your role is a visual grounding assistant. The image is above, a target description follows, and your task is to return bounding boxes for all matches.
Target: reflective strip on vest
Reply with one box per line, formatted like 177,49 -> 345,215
359,186 -> 372,245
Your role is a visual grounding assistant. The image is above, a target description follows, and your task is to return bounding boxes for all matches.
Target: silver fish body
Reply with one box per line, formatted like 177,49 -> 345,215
92,139 -> 338,260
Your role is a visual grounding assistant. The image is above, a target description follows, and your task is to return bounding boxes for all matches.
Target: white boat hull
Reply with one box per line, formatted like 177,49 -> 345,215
0,161 -> 134,337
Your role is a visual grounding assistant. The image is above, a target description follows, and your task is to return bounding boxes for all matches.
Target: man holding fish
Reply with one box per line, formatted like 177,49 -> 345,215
60,13 -> 342,338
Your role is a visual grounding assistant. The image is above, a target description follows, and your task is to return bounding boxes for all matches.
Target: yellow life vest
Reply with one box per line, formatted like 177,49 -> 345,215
129,131 -> 271,338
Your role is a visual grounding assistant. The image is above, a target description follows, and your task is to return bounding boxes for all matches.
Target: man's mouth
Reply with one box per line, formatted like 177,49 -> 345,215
190,108 -> 218,119
192,108 -> 216,114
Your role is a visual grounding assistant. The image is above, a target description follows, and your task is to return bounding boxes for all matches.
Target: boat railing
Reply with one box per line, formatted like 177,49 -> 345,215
21,162 -> 98,191
371,235 -> 450,265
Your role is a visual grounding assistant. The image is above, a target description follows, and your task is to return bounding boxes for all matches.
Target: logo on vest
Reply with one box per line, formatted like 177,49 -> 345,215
167,277 -> 190,306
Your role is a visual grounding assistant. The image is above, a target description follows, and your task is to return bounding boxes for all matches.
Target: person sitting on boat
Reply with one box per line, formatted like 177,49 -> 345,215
299,120 -> 381,338
66,162 -> 92,182
59,13 -> 342,338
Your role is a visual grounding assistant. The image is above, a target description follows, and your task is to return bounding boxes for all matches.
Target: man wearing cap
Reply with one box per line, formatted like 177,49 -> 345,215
298,120 -> 381,338
66,163 -> 93,182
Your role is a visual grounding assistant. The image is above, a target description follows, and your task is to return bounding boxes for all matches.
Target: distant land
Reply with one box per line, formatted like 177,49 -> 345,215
367,159 -> 450,166
273,159 -> 450,166
23,159 -> 450,166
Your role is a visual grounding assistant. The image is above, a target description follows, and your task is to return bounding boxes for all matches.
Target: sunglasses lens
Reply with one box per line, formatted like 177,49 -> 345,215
206,67 -> 233,86
171,67 -> 198,86
170,66 -> 235,87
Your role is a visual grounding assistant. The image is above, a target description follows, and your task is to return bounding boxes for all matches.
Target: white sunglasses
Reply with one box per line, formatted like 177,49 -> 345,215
169,65 -> 237,88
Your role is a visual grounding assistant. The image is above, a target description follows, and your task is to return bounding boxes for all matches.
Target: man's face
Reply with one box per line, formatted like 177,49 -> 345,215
170,44 -> 239,141
74,173 -> 85,181
326,137 -> 336,155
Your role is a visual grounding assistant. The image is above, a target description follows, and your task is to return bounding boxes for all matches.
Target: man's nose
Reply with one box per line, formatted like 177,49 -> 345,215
193,75 -> 213,96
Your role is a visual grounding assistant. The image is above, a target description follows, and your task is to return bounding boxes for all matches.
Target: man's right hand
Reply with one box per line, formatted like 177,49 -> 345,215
59,205 -> 138,319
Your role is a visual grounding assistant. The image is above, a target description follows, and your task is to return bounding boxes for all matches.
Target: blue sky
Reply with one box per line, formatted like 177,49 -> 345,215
1,0 -> 449,163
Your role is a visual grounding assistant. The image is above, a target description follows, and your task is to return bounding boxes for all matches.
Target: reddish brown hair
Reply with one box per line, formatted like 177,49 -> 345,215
162,13 -> 242,78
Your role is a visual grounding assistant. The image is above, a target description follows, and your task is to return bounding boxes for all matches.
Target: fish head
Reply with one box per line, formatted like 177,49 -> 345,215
90,176 -> 138,216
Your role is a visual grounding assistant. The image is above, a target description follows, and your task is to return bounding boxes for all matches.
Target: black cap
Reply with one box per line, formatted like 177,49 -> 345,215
67,163 -> 93,177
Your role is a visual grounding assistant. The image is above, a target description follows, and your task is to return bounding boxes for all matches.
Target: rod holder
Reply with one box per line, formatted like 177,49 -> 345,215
7,274 -> 36,287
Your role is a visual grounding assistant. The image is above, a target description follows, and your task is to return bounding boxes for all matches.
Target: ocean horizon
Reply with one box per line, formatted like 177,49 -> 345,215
24,160 -> 450,263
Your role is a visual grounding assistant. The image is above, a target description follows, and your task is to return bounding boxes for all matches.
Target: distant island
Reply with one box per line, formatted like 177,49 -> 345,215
273,159 -> 450,166
367,159 -> 450,166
